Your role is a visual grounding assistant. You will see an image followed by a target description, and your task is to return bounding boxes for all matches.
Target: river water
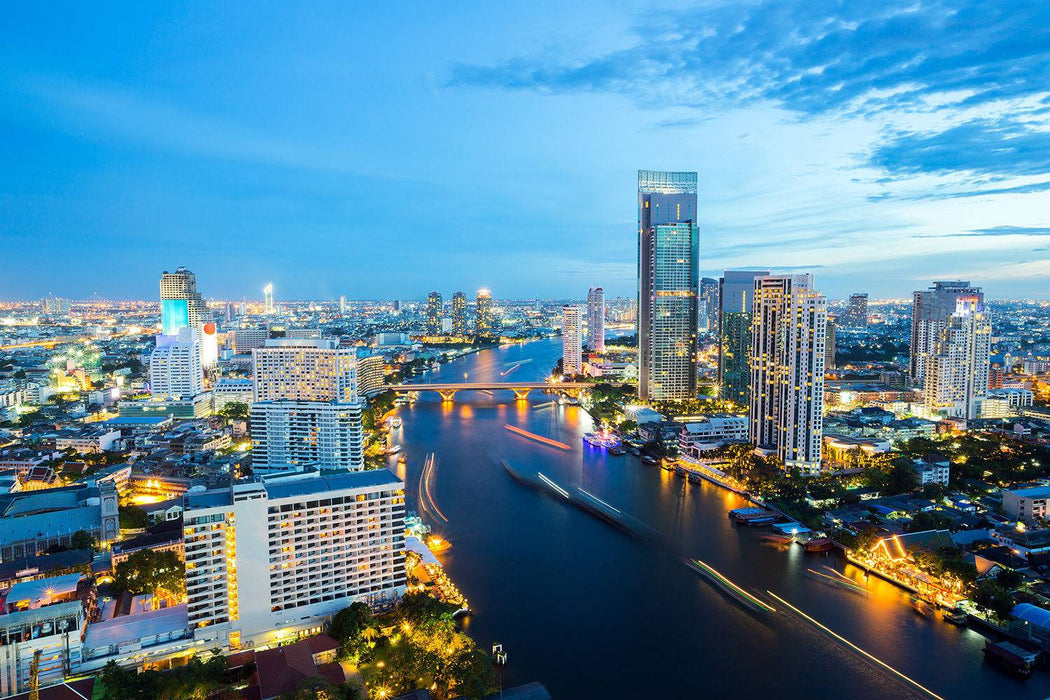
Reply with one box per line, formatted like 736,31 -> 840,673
389,338 -> 1046,699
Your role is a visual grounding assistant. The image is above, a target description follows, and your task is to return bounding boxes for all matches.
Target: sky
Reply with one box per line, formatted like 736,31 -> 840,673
2,1 -> 1050,301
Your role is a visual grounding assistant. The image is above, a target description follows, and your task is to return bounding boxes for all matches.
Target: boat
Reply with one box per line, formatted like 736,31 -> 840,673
687,472 -> 701,484
385,444 -> 403,455
762,533 -> 793,545
660,460 -> 675,471
641,455 -> 658,465
397,455 -> 407,466
943,607 -> 967,625
910,595 -> 933,618
391,417 -> 402,428
728,507 -> 779,525
674,465 -> 687,476
803,537 -> 835,553
627,446 -> 641,456
583,430 -> 622,450
983,640 -> 1039,678
608,445 -> 626,456
684,558 -> 777,614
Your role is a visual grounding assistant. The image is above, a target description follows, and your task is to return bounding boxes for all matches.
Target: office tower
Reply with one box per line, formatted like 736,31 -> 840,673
749,274 -> 827,474
251,339 -> 363,473
252,339 -> 358,404
825,316 -> 837,371
844,293 -> 869,329
250,402 -> 364,473
637,169 -> 700,400
910,281 -> 982,386
160,266 -> 207,335
587,287 -> 606,352
224,301 -> 235,323
425,291 -> 443,335
339,295 -> 347,314
923,296 -> 991,422
451,292 -> 467,335
717,269 -> 769,405
475,289 -> 493,336
562,305 -> 583,375
149,327 -> 204,399
183,470 -> 407,650
699,278 -> 719,332
263,283 -> 275,315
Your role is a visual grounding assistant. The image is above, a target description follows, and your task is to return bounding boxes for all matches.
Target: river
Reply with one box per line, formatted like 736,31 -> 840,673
389,338 -> 1047,699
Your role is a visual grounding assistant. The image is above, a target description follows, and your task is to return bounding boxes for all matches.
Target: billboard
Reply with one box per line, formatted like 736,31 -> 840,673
161,299 -> 190,335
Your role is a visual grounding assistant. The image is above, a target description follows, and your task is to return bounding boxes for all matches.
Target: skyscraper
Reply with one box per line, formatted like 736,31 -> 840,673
150,327 -> 204,399
251,339 -> 363,473
717,269 -> 769,405
562,305 -> 583,375
425,291 -> 443,335
451,292 -> 467,336
825,316 -> 837,371
475,289 -> 493,336
910,281 -> 983,386
923,296 -> 991,422
160,266 -> 207,335
637,170 -> 700,401
339,295 -> 347,314
587,287 -> 605,352
263,283 -> 275,315
699,277 -> 719,332
749,274 -> 826,475
844,293 -> 869,329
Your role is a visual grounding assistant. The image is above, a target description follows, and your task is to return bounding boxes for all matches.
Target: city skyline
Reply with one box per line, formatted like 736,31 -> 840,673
3,3 -> 1050,300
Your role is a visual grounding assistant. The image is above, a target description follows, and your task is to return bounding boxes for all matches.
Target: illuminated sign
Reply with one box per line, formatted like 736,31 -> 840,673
161,299 -> 190,335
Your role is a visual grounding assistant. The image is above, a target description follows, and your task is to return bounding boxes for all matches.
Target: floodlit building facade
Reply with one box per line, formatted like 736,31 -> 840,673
562,305 -> 583,375
922,296 -> 991,422
910,281 -> 982,386
717,270 -> 768,405
250,402 -> 365,473
475,289 -> 494,336
587,287 -> 605,352
252,339 -> 358,404
160,267 -> 207,336
749,274 -> 827,474
183,470 -> 407,650
637,169 -> 700,401
425,291 -> 443,336
451,292 -> 467,336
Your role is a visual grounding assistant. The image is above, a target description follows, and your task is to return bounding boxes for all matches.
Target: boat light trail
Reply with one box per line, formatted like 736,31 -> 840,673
578,488 -> 621,514
504,424 -> 572,450
418,453 -> 448,523
805,568 -> 867,594
766,590 -> 944,700
687,559 -> 777,614
536,472 -> 570,498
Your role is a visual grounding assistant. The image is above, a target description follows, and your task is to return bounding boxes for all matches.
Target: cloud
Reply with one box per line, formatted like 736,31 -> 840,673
449,1 -> 1050,118
867,179 -> 1050,201
917,225 -> 1050,238
866,118 -> 1050,178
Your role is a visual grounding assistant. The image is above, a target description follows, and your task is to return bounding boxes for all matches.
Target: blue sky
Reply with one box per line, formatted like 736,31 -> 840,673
2,1 -> 1049,301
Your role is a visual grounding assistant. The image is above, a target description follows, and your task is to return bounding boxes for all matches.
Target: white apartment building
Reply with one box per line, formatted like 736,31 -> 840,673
587,287 -> 605,353
749,275 -> 827,474
149,327 -> 203,400
923,296 -> 991,423
251,401 -> 365,473
356,354 -> 386,398
252,339 -> 358,404
183,470 -> 407,650
213,378 -> 255,410
1003,485 -> 1050,523
678,415 -> 749,457
233,328 -> 270,354
562,305 -> 583,375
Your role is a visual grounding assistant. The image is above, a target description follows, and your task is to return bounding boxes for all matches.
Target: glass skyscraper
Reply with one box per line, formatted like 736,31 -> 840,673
637,170 -> 699,400
717,269 -> 769,406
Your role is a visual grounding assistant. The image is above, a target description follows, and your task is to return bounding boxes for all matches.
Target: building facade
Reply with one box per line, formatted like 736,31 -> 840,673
252,339 -> 358,404
150,327 -> 204,400
562,305 -> 583,375
910,281 -> 982,386
587,287 -> 605,353
749,274 -> 827,474
717,270 -> 769,406
250,402 -> 365,473
843,293 -> 868,329
160,267 -> 207,336
451,292 -> 467,336
637,169 -> 700,401
922,295 -> 991,422
475,289 -> 493,336
425,291 -> 443,336
183,470 -> 406,650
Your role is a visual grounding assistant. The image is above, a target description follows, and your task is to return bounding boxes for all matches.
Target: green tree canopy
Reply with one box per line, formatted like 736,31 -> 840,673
113,549 -> 185,598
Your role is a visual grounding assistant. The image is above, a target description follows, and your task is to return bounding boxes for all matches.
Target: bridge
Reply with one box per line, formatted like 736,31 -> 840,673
382,381 -> 591,402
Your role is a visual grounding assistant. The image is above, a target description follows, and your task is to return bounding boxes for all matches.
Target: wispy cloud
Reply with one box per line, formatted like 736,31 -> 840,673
917,225 -> 1050,238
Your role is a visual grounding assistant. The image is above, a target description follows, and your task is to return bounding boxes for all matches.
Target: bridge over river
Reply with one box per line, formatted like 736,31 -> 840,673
382,381 -> 591,401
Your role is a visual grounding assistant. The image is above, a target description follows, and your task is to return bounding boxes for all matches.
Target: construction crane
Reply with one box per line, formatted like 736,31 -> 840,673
29,649 -> 41,700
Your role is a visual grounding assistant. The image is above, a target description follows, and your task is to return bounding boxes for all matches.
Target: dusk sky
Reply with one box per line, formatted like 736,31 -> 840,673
3,1 -> 1049,301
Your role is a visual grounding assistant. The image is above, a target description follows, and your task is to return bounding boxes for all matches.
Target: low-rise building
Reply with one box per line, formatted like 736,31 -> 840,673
54,428 -> 121,454
911,454 -> 951,487
1003,485 -> 1050,523
677,415 -> 748,457
0,482 -> 119,562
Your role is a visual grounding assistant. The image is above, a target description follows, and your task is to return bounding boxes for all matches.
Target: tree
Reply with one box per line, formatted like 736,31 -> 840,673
219,401 -> 249,421
330,601 -> 374,647
971,579 -> 1015,620
70,529 -> 98,552
906,511 -> 957,533
113,549 -> 185,598
119,505 -> 149,530
98,660 -> 144,699
996,568 -> 1023,591
396,592 -> 458,626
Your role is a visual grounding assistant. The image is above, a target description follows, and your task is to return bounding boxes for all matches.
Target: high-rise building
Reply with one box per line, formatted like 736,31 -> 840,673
562,305 -> 583,375
475,289 -> 493,336
252,339 -> 358,404
183,470 -> 407,650
251,339 -> 362,474
699,278 -> 719,332
356,353 -> 386,398
637,169 -> 700,401
160,267 -> 207,336
825,316 -> 837,371
41,295 -> 71,315
250,402 -> 364,473
339,295 -> 347,314
844,293 -> 869,329
425,291 -> 443,335
717,269 -> 769,405
749,274 -> 826,475
263,283 -> 275,315
149,327 -> 204,400
923,296 -> 991,422
451,292 -> 467,336
587,287 -> 605,352
910,281 -> 983,386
